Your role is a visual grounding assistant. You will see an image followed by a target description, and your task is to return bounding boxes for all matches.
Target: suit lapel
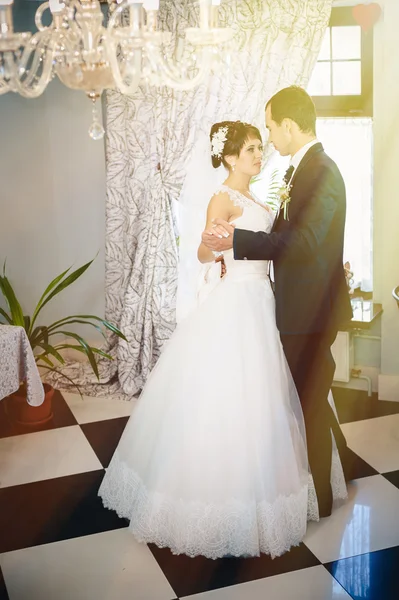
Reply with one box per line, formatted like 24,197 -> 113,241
270,142 -> 324,233
289,142 -> 324,188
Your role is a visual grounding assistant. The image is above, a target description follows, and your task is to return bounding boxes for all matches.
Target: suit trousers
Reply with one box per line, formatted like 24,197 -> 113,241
280,330 -> 349,516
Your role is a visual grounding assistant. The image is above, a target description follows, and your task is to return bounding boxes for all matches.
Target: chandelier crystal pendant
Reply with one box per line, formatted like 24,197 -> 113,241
0,0 -> 233,139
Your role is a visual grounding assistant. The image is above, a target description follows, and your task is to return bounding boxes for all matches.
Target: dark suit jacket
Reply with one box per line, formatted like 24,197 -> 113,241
233,143 -> 353,334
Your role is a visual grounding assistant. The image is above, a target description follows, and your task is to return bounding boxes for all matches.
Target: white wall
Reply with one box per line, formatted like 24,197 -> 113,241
373,0 -> 399,400
0,80 -> 106,343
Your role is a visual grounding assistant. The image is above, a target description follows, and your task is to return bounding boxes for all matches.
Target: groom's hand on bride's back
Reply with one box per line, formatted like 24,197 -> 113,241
201,219 -> 235,252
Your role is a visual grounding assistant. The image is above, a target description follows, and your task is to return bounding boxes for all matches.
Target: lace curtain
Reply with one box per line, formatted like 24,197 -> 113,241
48,0 -> 333,397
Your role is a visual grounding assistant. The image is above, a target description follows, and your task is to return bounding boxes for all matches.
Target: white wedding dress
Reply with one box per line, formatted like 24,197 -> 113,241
99,186 -> 347,560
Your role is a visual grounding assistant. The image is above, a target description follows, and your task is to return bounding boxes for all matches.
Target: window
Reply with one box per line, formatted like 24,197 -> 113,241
307,8 -> 373,117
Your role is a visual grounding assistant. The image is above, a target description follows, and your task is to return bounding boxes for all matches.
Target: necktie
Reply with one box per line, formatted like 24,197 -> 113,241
284,164 -> 295,184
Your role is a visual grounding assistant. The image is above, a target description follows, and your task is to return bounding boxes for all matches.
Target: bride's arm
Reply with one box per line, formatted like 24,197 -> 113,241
197,193 -> 232,264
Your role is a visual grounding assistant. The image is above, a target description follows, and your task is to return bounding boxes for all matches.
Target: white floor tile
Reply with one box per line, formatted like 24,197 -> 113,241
0,529 -> 176,600
341,413 -> 399,473
181,566 -> 351,600
63,391 -> 135,424
304,475 -> 399,563
0,426 -> 102,488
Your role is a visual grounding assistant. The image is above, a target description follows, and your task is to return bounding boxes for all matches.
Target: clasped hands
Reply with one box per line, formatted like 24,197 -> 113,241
201,219 -> 235,253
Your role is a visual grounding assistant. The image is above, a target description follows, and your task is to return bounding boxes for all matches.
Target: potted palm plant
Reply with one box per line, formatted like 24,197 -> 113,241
0,258 -> 127,426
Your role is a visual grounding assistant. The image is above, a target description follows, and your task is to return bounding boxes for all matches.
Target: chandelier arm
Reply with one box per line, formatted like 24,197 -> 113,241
146,44 -> 210,91
105,2 -> 143,95
107,2 -> 128,35
105,40 -> 140,95
0,52 -> 18,94
18,33 -> 48,77
35,2 -> 52,33
12,40 -> 54,98
66,0 -> 93,48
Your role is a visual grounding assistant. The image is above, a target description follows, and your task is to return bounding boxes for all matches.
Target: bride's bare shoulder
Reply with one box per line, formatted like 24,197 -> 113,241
208,189 -> 231,206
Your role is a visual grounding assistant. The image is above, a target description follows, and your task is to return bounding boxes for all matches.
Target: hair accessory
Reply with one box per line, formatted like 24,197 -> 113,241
211,126 -> 228,158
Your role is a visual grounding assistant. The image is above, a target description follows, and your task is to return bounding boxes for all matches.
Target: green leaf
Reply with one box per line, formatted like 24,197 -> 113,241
0,274 -> 25,327
47,314 -> 105,330
29,326 -> 49,350
37,343 -> 65,365
90,348 -> 114,361
38,355 -> 55,368
30,259 -> 95,332
46,314 -> 127,342
101,320 -> 128,342
43,260 -> 95,305
0,307 -> 12,324
28,267 -> 71,335
54,344 -> 114,361
49,331 -> 99,380
47,319 -> 107,340
24,315 -> 31,332
38,365 -> 83,399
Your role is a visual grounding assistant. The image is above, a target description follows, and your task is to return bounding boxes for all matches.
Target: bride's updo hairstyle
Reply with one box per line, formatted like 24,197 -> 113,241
210,121 -> 262,169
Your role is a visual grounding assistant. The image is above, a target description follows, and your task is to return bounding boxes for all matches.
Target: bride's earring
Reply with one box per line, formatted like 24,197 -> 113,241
231,164 -> 236,172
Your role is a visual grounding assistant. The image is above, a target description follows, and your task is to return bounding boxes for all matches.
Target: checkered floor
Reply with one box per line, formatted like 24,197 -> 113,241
1,388 -> 399,600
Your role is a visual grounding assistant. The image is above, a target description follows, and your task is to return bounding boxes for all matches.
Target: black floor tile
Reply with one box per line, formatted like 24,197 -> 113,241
326,546 -> 399,600
149,543 -> 320,598
0,567 -> 9,600
345,447 -> 378,480
333,387 -> 399,425
0,389 -> 77,439
81,417 -> 129,467
383,470 -> 399,490
0,470 -> 127,554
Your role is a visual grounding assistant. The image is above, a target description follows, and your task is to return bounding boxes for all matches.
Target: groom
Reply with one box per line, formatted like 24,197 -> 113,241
202,86 -> 353,517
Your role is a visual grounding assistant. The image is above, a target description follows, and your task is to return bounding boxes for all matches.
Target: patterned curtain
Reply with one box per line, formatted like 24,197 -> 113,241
49,0 -> 332,398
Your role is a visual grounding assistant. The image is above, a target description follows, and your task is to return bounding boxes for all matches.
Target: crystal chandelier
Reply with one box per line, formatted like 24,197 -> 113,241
0,0 -> 233,139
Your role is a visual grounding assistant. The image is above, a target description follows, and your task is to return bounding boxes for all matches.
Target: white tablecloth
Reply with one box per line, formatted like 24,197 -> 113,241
0,325 -> 45,406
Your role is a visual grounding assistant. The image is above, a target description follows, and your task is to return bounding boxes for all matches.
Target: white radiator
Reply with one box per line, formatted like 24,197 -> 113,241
332,331 -> 354,383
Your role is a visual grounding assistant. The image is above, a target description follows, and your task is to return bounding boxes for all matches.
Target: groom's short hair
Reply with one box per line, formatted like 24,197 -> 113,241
266,86 -> 317,135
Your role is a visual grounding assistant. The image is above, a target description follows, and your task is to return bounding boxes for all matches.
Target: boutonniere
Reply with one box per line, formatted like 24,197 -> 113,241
279,181 -> 292,221
265,169 -> 292,221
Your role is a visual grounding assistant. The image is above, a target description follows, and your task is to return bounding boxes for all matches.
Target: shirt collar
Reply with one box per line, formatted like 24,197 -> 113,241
290,139 -> 319,171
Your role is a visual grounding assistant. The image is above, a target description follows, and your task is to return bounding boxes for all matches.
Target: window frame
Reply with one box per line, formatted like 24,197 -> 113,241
311,7 -> 373,117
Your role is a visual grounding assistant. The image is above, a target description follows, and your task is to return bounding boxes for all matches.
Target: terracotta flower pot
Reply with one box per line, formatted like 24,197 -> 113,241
5,383 -> 54,426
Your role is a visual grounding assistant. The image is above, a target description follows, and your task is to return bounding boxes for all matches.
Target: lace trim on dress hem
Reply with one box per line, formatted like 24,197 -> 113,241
99,451 -> 309,560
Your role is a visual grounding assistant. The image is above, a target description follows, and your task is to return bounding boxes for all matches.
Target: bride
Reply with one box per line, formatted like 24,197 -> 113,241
98,121 -> 346,560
